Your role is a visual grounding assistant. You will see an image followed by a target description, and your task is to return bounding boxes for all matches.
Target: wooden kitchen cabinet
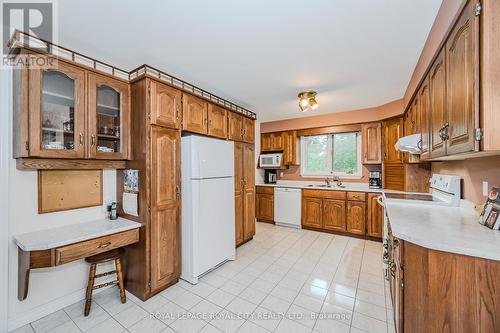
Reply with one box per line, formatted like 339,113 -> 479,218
362,122 -> 382,164
302,197 -> 323,229
242,117 -> 255,143
261,133 -> 272,151
271,132 -> 284,150
207,104 -> 227,139
88,72 -> 130,160
234,142 -> 256,246
418,76 -> 431,160
228,112 -> 243,142
323,199 -> 346,232
445,1 -> 478,156
182,93 -> 208,134
367,193 -> 383,238
429,50 -> 447,159
383,117 -> 403,164
283,131 -> 298,166
256,186 -> 274,223
346,201 -> 366,235
149,80 -> 181,129
28,60 -> 86,159
150,126 -> 181,291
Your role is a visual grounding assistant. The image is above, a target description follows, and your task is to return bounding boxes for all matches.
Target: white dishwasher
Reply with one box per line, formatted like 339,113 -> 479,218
274,187 -> 302,229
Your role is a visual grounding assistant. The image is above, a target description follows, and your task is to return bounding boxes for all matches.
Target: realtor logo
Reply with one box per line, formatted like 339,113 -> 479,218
1,1 -> 57,66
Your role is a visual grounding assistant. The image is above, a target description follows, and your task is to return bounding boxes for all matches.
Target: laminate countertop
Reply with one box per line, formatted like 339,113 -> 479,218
256,181 -> 383,193
14,218 -> 142,251
383,196 -> 500,261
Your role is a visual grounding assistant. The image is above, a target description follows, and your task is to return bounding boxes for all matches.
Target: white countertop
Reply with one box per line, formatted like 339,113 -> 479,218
383,196 -> 500,261
256,180 -> 383,193
14,218 -> 142,251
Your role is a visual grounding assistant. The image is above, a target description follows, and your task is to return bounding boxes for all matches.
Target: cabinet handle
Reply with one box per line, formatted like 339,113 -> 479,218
91,134 -> 96,147
79,133 -> 84,146
204,118 -> 208,126
176,185 -> 180,198
176,106 -> 180,120
209,119 -> 212,128
97,241 -> 111,249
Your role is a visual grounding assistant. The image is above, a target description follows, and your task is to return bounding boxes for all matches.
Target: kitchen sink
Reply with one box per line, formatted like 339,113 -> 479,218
307,184 -> 346,188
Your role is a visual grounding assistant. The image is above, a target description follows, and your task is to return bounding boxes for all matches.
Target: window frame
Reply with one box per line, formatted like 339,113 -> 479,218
300,132 -> 363,179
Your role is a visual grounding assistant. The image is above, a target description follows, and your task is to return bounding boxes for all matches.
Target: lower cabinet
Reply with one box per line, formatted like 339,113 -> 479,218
301,189 -> 381,240
255,186 -> 274,223
346,200 -> 366,235
235,142 -> 255,246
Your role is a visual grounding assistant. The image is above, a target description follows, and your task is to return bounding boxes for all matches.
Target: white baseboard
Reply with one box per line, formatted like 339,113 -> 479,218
7,286 -> 112,332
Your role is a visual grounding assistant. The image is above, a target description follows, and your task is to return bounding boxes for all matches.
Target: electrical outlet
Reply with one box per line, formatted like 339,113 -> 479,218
280,172 -> 284,177
483,181 -> 489,197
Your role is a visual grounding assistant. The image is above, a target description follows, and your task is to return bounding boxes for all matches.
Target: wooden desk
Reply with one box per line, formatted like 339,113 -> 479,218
14,218 -> 141,301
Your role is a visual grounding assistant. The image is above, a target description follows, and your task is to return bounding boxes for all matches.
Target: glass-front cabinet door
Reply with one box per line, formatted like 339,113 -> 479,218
29,62 -> 86,158
88,73 -> 130,159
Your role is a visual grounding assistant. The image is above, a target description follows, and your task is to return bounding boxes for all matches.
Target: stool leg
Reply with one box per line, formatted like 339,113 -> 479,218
115,258 -> 126,304
84,263 -> 96,316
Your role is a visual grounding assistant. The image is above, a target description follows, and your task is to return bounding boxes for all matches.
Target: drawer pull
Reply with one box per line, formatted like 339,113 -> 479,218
97,241 -> 112,249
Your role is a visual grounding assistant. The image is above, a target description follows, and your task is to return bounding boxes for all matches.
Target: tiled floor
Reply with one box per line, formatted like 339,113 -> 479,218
15,222 -> 394,333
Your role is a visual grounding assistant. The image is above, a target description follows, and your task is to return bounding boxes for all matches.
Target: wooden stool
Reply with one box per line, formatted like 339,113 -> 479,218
84,248 -> 126,316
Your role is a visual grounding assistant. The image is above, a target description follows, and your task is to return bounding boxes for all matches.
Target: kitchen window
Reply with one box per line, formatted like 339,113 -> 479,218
300,132 -> 362,178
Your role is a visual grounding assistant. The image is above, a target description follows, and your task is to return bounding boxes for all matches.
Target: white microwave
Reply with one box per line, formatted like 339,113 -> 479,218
259,153 -> 282,168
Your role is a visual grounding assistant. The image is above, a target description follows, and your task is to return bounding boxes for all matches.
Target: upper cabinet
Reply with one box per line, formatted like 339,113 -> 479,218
182,93 -> 208,134
207,104 -> 227,139
242,117 -> 255,143
429,50 -> 447,159
445,2 -> 478,155
362,122 -> 382,164
88,73 -> 130,160
419,76 -> 431,160
283,131 -> 298,166
14,56 -> 131,165
383,117 -> 404,164
261,133 -> 273,151
228,112 -> 243,142
29,61 -> 86,159
149,80 -> 181,129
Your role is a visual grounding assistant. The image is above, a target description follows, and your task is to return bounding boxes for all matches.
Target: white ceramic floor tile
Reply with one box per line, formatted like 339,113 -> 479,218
354,299 -> 387,322
31,310 -> 71,333
154,301 -> 188,325
85,318 -> 125,333
287,304 -> 317,329
159,285 -> 187,300
293,293 -> 324,313
260,295 -> 292,314
275,318 -> 311,333
225,297 -> 258,318
351,312 -> 388,333
172,290 -> 203,310
10,325 -> 35,333
206,289 -> 236,308
64,301 -> 110,331
249,307 -> 281,332
238,287 -> 267,305
136,294 -> 170,313
113,303 -> 149,328
220,280 -> 246,296
355,289 -> 386,308
270,284 -> 300,302
169,314 -> 208,333
209,310 -> 245,333
128,316 -> 167,333
323,292 -> 355,311
190,281 -> 217,298
237,320 -> 269,333
328,283 -> 357,298
44,320 -> 80,333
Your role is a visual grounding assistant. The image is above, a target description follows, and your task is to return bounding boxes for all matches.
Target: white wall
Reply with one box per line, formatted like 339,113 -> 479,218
4,72 -> 117,331
254,120 -> 264,183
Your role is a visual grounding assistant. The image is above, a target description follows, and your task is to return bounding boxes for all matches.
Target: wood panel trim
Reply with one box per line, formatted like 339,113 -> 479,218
296,124 -> 362,137
17,158 -> 126,170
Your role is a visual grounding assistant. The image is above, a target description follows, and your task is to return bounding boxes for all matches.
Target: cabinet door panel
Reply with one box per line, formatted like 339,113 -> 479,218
242,117 -> 255,143
430,50 -> 447,158
182,93 -> 208,134
150,81 -> 181,129
362,122 -> 381,164
29,61 -> 85,158
208,104 -> 228,139
419,76 -> 431,160
234,142 -> 244,245
243,144 -> 256,240
150,127 -> 180,291
228,112 -> 243,142
272,133 -> 284,150
261,133 -> 272,152
383,117 -> 403,163
243,190 -> 255,240
446,2 -> 478,155
346,201 -> 366,235
283,131 -> 298,166
256,193 -> 274,222
323,199 -> 346,232
367,194 -> 383,238
302,197 -> 322,229
88,73 -> 130,160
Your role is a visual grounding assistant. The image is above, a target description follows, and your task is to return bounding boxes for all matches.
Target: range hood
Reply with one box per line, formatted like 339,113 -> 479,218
395,134 -> 422,154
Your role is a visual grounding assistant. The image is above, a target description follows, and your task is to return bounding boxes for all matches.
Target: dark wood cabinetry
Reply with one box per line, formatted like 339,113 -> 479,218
149,80 -> 181,129
228,112 -> 243,142
260,132 -> 284,152
362,122 -> 382,164
429,50 -> 447,159
242,117 -> 255,143
235,142 -> 255,246
383,117 -> 403,164
367,193 -> 383,238
207,104 -> 227,139
323,199 -> 346,232
346,199 -> 366,235
261,133 -> 273,151
283,131 -> 298,166
302,197 -> 323,229
182,93 -> 208,134
256,186 -> 274,223
418,76 -> 431,160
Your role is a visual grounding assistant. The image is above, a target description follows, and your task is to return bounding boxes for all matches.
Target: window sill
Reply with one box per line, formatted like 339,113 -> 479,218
300,174 -> 363,180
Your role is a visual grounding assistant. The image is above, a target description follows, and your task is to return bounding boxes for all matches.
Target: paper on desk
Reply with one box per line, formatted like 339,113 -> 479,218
123,192 -> 138,216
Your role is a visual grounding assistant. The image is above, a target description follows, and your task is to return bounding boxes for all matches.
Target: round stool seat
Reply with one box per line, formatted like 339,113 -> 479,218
85,248 -> 124,264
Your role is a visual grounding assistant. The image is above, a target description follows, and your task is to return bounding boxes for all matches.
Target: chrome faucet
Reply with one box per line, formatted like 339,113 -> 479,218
325,177 -> 332,187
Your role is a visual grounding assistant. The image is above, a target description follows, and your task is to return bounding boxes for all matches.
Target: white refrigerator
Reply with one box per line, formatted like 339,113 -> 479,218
181,135 -> 235,284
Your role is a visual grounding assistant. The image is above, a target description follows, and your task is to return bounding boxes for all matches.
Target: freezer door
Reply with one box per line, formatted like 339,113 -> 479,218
183,135 -> 234,179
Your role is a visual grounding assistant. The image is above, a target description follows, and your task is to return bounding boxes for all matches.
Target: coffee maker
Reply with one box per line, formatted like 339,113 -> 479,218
369,171 -> 382,189
264,169 -> 277,184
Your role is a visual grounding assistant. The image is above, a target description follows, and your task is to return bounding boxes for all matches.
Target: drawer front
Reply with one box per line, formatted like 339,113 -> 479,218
347,192 -> 367,202
302,189 -> 346,200
256,186 -> 275,194
55,228 -> 139,266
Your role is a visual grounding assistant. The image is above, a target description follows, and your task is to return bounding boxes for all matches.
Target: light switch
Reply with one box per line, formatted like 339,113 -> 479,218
483,181 -> 489,197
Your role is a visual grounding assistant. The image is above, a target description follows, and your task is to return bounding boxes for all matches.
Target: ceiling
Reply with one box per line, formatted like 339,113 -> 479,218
57,0 -> 442,122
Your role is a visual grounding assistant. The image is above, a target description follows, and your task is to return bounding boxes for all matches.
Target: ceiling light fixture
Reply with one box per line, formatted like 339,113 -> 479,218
298,91 -> 319,112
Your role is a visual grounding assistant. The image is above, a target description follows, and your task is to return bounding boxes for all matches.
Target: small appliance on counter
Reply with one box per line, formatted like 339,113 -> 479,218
264,169 -> 277,184
259,153 -> 282,168
369,171 -> 382,189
